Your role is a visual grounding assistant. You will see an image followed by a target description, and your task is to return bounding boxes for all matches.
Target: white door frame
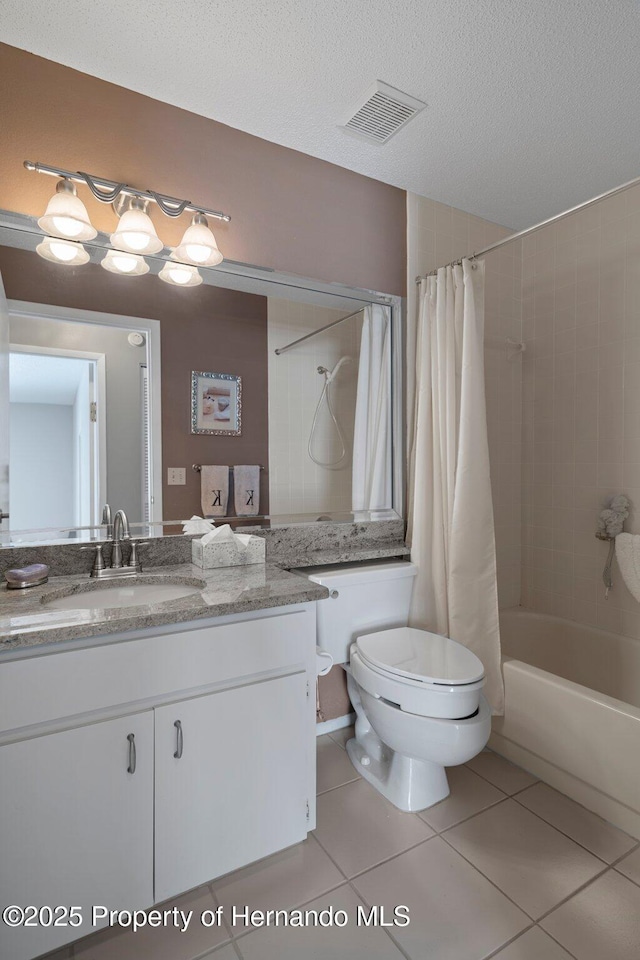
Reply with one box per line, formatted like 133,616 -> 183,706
9,343 -> 106,527
8,301 -> 163,524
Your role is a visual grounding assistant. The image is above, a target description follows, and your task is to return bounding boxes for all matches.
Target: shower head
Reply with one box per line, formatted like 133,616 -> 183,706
325,356 -> 353,382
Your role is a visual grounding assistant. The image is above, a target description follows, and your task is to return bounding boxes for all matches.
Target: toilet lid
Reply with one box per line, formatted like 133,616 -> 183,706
356,627 -> 485,685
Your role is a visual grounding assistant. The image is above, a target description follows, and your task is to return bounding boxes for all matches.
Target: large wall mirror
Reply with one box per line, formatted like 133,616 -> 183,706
0,213 -> 403,546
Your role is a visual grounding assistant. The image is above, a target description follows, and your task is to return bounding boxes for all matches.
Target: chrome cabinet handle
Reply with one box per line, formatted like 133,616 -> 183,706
127,733 -> 136,774
174,720 -> 183,759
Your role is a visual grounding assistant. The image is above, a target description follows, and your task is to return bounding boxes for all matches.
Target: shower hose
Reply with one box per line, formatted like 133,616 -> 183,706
308,359 -> 352,469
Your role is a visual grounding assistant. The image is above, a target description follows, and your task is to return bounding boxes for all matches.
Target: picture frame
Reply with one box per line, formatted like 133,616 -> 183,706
191,371 -> 242,436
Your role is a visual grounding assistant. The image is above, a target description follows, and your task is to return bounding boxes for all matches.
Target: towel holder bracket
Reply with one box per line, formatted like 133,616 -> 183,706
192,464 -> 264,472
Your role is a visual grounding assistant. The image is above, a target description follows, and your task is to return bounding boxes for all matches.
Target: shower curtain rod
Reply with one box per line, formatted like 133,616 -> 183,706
415,170 -> 640,283
274,307 -> 365,355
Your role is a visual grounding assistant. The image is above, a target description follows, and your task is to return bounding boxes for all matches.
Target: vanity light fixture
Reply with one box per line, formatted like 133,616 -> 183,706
110,197 -> 164,255
173,213 -> 223,266
25,160 -> 231,285
36,236 -> 90,266
101,249 -> 150,276
37,178 -> 97,241
158,261 -> 203,286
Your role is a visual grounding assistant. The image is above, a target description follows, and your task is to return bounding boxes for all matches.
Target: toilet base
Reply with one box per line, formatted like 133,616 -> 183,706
346,737 -> 450,812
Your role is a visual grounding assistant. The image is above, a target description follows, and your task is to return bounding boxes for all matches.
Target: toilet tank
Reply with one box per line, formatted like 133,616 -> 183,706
306,561 -> 417,664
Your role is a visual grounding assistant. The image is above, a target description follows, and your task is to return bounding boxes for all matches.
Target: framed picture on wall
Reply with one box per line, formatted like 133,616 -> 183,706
191,371 -> 242,436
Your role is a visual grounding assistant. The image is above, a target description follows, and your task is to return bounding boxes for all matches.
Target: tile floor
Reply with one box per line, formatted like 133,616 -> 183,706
43,732 -> 640,960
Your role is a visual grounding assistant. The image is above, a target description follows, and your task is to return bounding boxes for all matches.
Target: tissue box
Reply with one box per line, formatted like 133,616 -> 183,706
191,535 -> 265,569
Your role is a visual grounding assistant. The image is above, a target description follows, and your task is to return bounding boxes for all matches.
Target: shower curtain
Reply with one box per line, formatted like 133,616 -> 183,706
407,260 -> 504,714
352,303 -> 392,513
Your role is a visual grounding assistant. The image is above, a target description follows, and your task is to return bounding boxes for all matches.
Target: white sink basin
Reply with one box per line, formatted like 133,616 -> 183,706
45,582 -> 201,612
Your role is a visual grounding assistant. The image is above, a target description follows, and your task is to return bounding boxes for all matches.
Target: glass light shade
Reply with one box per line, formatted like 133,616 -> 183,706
173,213 -> 223,266
159,262 -> 203,287
36,236 -> 90,266
101,249 -> 149,277
110,198 -> 164,255
38,180 -> 97,241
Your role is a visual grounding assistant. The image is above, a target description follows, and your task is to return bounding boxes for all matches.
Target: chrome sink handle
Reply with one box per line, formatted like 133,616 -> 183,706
128,540 -> 149,570
81,543 -> 106,576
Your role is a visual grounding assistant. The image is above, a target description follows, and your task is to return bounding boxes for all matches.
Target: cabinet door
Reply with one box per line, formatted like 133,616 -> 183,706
155,672 -> 308,902
0,712 -> 154,960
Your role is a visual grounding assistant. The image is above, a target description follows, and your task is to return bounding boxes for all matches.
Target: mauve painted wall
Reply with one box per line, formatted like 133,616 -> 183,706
0,247 -> 269,520
0,44 -> 406,296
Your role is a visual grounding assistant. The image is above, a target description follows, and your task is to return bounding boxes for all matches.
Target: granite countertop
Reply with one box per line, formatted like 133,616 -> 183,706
0,563 -> 329,653
280,543 -> 410,567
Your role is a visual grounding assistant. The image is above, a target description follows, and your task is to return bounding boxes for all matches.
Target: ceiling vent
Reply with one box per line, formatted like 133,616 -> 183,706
341,80 -> 426,144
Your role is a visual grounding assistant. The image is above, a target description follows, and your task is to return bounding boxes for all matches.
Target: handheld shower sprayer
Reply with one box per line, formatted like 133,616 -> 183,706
308,357 -> 354,468
322,356 -> 353,383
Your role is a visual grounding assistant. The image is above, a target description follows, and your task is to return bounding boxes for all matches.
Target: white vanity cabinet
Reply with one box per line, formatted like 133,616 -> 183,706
155,672 -> 308,901
0,602 -> 317,960
0,711 -> 155,960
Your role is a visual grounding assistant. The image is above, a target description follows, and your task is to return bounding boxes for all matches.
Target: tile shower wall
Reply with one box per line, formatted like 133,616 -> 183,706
521,183 -> 640,639
407,194 -> 523,608
267,298 -> 362,516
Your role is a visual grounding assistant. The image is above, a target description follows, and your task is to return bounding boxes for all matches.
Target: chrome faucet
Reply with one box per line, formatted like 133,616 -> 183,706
111,509 -> 131,568
101,503 -> 113,539
85,507 -> 147,579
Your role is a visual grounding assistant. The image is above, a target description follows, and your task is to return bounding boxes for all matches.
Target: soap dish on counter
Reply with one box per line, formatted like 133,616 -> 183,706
4,563 -> 50,589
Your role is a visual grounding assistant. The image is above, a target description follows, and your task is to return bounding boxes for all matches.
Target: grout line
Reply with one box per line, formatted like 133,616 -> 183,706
437,814 -> 544,922
192,943 -> 236,960
417,792 -> 508,835
345,879 -> 414,960
208,882 -> 235,943
533,863 -> 610,925
609,838 -> 640,867
538,925 -> 582,960
510,791 -> 639,866
483,922 -> 582,960
224,875 -> 351,944
508,780 -> 541,798
439,799 -> 612,920
308,830 -> 351,880
612,857 -> 640,889
316,830 -> 439,885
463,756 -> 540,797
481,921 -> 537,960
351,838 -> 443,888
227,939 -> 245,960
315,774 -> 361,797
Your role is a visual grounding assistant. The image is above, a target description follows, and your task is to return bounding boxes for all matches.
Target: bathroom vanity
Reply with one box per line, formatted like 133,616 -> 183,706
0,564 -> 327,960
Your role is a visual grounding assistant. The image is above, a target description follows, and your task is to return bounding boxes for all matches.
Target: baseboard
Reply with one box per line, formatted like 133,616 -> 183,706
315,713 -> 355,736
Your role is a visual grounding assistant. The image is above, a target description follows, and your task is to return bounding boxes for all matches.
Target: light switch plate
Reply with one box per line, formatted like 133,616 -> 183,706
168,467 -> 186,485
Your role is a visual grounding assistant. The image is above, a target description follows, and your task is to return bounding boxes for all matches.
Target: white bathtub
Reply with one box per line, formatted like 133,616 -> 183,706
491,609 -> 640,838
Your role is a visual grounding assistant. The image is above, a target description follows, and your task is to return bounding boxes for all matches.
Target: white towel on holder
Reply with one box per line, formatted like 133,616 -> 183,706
615,533 -> 640,602
200,465 -> 230,517
234,465 -> 260,516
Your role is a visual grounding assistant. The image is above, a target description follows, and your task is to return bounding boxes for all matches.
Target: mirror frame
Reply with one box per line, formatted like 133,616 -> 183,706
0,210 -> 405,545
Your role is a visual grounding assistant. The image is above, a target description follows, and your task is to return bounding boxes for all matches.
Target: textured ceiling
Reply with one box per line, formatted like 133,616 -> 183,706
2,0 -> 640,228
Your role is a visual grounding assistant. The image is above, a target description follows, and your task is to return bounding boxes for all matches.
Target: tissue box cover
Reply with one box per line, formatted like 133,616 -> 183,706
192,535 -> 265,569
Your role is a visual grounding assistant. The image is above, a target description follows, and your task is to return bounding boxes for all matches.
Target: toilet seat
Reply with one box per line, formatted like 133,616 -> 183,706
350,647 -> 484,721
356,627 -> 484,686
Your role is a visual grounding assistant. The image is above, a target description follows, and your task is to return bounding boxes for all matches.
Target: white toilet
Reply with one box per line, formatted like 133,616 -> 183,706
308,561 -> 491,812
